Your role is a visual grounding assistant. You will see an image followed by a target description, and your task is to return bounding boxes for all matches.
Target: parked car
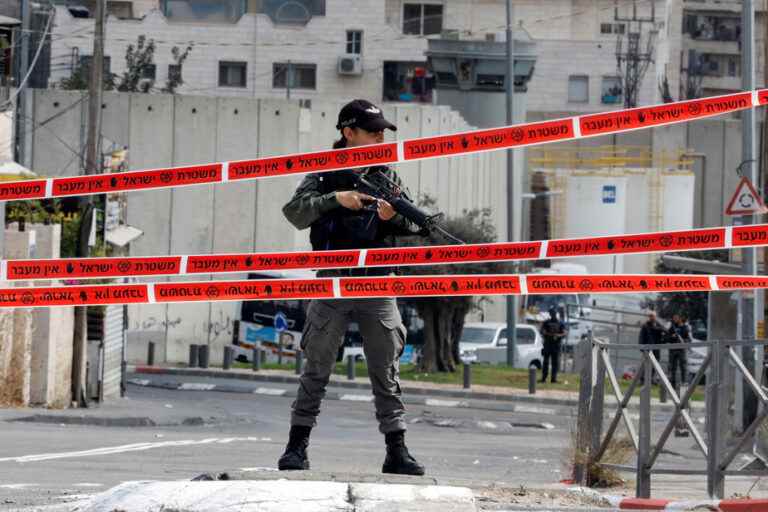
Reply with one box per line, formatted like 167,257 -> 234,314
687,340 -> 707,383
458,322 -> 544,368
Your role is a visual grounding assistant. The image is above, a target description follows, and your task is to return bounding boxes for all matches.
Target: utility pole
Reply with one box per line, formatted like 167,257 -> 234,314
505,0 -> 517,367
286,60 -> 293,100
72,0 -> 106,407
15,0 -> 31,166
614,0 -> 656,108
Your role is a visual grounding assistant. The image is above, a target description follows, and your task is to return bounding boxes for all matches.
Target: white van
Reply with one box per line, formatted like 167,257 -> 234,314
458,322 -> 544,368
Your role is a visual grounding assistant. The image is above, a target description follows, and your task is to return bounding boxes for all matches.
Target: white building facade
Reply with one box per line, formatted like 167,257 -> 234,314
50,0 -> 683,117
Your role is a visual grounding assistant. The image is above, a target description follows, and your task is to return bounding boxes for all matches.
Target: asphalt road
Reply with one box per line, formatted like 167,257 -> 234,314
0,384 -> 574,510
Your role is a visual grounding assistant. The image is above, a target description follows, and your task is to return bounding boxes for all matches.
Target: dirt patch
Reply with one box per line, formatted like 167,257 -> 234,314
475,484 -> 610,509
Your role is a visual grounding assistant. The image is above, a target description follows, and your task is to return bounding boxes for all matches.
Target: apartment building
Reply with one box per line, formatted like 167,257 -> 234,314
48,1 -> 684,116
680,0 -> 766,99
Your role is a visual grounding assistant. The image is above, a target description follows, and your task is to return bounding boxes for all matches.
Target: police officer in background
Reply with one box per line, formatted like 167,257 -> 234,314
277,99 -> 425,476
667,313 -> 691,390
540,308 -> 566,384
638,311 -> 665,382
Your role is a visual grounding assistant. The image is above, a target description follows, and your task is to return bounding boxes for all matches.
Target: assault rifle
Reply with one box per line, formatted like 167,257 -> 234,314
356,166 -> 465,245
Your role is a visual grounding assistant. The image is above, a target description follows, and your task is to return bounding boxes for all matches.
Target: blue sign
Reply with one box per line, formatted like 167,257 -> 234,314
274,312 -> 288,333
400,344 -> 414,365
602,185 -> 616,204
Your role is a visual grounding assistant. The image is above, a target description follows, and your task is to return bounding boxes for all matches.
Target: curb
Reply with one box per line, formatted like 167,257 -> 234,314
565,487 -> 768,511
78,479 -> 477,512
127,377 -> 556,430
130,366 -> 704,414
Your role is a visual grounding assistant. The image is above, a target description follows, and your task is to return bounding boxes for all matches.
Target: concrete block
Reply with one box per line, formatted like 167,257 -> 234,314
82,480 -> 353,512
350,483 -> 476,512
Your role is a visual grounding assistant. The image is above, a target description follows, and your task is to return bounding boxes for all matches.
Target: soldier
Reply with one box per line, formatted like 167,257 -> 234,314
540,308 -> 566,384
277,99 -> 425,476
667,314 -> 691,391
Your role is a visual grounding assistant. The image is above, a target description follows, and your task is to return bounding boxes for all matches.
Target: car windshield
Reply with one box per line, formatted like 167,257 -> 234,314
460,327 -> 497,344
527,294 -> 579,312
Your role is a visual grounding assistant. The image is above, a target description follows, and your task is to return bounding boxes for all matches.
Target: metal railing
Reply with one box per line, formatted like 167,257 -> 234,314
574,337 -> 768,499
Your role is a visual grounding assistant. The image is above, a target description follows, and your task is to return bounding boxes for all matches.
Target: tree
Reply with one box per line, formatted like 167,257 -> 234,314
397,198 -> 511,373
114,35 -> 156,92
59,35 -> 192,94
652,250 -> 728,323
162,44 -> 193,94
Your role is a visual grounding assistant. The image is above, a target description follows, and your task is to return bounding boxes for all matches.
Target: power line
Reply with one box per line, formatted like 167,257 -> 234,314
2,5 -> 55,110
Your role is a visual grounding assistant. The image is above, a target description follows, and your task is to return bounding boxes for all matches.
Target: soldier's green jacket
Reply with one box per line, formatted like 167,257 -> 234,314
282,166 -> 417,241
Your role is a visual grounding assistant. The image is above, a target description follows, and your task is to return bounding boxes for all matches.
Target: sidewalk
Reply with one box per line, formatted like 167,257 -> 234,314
130,364 -> 705,414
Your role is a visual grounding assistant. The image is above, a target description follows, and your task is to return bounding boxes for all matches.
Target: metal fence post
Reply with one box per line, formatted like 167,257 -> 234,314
463,362 -> 471,389
252,346 -> 260,372
590,346 -> 606,459
295,351 -> 303,375
347,355 -> 355,380
636,350 -> 652,498
198,345 -> 209,369
574,338 -> 593,486
189,344 -> 199,368
528,366 -> 536,394
223,346 -> 233,370
707,341 -> 726,499
147,341 -> 155,366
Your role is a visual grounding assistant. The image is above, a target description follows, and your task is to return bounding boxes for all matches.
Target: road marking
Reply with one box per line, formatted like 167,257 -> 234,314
0,483 -> 39,489
476,421 -> 498,429
178,383 -> 216,391
424,399 -> 465,408
127,379 -> 150,386
253,387 -> 286,396
72,483 -> 104,488
514,405 -> 556,415
541,422 -> 556,430
339,394 -> 373,402
0,437 -> 269,463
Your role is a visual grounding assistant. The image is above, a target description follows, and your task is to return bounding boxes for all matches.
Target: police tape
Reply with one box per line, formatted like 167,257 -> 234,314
0,90 -> 765,201
2,223 -> 763,281
1,274 -> 766,308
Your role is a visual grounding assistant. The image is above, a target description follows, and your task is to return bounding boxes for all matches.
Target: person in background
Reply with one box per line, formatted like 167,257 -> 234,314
539,308 -> 567,384
666,313 -> 691,391
638,311 -> 665,383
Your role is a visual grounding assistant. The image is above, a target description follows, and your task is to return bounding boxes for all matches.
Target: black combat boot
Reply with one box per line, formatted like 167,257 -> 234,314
382,430 -> 425,476
278,425 -> 311,470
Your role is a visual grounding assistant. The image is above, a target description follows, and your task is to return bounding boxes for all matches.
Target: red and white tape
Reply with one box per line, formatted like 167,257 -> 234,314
0,90 -> 764,201
2,273 -> 766,309
2,223 -> 763,281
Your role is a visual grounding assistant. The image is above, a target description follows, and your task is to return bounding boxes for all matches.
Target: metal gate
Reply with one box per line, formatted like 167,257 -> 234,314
101,305 -> 125,400
574,337 -> 768,499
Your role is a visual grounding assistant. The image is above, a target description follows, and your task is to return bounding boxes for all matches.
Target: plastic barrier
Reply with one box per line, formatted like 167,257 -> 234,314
0,90 -> 764,201
2,223 -> 764,281
0,273 -> 763,309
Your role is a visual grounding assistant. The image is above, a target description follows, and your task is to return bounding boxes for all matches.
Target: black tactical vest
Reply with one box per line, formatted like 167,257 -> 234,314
309,168 -> 390,252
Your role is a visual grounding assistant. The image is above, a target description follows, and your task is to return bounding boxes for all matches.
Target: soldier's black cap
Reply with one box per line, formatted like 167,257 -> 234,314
336,99 -> 397,132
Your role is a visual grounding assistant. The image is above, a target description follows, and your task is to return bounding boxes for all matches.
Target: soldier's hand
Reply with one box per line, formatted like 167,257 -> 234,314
377,199 -> 396,221
336,190 -> 374,210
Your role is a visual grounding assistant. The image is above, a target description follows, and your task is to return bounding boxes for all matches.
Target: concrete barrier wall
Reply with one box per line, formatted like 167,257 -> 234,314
29,90 -> 509,364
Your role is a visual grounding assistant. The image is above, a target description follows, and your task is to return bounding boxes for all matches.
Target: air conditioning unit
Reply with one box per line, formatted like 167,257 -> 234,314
338,54 -> 363,75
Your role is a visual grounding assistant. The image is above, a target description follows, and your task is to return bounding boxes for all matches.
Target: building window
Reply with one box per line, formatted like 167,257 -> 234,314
600,22 -> 626,35
601,76 -> 622,104
168,64 -> 182,82
568,75 -> 589,103
273,62 -> 317,89
403,3 -> 443,36
346,30 -> 362,54
142,64 -> 156,80
79,55 -> 112,77
219,61 -> 247,87
162,0 -> 245,23
254,0 -> 326,25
